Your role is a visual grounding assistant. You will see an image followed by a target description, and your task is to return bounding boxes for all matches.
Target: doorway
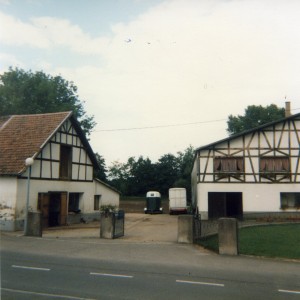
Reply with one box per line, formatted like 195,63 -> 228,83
38,192 -> 68,227
208,192 -> 243,219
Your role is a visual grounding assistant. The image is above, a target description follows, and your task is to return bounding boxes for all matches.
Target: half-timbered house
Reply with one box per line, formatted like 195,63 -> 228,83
191,108 -> 300,220
0,112 -> 119,231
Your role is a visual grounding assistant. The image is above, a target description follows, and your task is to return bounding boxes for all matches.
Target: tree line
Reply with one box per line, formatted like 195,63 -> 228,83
106,146 -> 194,198
0,67 -> 286,199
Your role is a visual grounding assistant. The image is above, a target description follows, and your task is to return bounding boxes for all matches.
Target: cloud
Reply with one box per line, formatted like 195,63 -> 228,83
1,0 -> 300,163
0,11 -> 50,48
0,53 -> 24,69
0,12 -> 111,54
0,0 -> 10,5
31,17 -> 111,55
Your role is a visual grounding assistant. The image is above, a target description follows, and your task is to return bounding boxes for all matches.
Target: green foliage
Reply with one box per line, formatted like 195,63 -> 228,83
198,224 -> 300,259
227,104 -> 285,135
99,204 -> 118,213
156,154 -> 180,195
107,146 -> 195,198
197,234 -> 219,252
238,224 -> 300,259
94,152 -> 108,182
0,67 -> 95,136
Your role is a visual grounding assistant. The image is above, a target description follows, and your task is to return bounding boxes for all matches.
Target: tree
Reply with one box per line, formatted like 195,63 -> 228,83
127,156 -> 157,196
174,145 -> 195,201
94,153 -> 108,182
0,67 -> 95,136
107,160 -> 130,195
107,147 -> 196,198
227,104 -> 285,135
156,154 -> 180,196
107,156 -> 157,196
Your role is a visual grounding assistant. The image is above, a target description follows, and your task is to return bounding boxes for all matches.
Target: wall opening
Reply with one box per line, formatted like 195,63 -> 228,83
38,192 -> 68,227
208,192 -> 243,219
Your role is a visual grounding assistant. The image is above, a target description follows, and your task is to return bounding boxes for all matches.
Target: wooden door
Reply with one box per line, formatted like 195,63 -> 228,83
60,192 -> 68,225
38,193 -> 50,228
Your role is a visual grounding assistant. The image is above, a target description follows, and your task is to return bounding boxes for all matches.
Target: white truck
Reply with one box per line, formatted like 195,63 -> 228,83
169,188 -> 188,215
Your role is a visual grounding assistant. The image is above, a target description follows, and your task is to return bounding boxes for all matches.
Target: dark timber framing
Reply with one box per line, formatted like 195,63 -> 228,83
18,117 -> 97,182
195,113 -> 300,184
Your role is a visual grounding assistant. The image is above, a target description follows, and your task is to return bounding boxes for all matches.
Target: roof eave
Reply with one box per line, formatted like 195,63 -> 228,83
195,112 -> 300,153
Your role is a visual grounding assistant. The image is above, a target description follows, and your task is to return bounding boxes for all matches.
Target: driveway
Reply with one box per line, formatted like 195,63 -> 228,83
42,213 -> 179,243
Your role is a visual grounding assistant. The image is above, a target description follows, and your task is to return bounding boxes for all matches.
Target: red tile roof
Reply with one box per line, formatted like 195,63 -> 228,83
0,112 -> 72,175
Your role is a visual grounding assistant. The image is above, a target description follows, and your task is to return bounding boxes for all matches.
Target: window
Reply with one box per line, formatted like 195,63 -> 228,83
94,195 -> 102,211
280,193 -> 300,209
260,157 -> 290,173
69,193 -> 81,213
60,145 -> 72,179
260,157 -> 290,180
214,157 -> 244,173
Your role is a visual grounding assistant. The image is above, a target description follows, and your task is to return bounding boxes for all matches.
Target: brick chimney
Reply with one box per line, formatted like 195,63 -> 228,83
285,101 -> 291,117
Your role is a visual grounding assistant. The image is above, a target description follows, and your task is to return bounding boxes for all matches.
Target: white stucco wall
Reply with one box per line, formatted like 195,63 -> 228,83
197,183 -> 300,220
0,176 -> 119,231
94,180 -> 120,207
0,177 -> 18,230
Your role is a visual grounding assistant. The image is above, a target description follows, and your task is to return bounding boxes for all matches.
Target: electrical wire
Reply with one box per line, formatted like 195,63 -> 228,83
92,118 -> 227,132
92,107 -> 300,133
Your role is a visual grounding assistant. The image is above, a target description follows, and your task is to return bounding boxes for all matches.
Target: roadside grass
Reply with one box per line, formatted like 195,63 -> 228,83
198,223 -> 300,259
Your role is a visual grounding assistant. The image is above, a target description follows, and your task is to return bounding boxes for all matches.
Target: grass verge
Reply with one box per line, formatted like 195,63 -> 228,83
198,223 -> 300,259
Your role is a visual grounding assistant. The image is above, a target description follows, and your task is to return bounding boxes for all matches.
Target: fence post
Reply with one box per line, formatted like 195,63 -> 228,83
25,212 -> 42,237
218,218 -> 238,255
100,212 -> 114,239
178,215 -> 193,243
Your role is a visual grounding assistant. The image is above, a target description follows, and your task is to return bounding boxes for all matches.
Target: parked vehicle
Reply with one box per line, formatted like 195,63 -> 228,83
169,188 -> 188,214
144,191 -> 163,214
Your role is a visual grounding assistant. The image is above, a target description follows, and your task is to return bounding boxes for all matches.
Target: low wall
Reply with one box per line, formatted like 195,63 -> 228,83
243,212 -> 300,221
196,216 -> 300,239
119,199 -> 169,213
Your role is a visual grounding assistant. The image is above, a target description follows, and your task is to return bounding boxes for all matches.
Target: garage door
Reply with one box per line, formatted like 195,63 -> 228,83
208,192 -> 243,219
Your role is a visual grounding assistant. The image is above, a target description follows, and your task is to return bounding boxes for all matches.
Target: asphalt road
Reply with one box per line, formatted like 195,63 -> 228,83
1,232 -> 300,300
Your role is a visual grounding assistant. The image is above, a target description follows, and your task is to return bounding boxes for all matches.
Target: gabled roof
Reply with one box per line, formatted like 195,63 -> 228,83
195,112 -> 300,152
0,111 -> 99,175
95,178 -> 120,194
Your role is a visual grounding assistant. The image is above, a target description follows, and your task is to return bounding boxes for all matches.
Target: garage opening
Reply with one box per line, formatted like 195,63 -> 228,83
208,192 -> 243,219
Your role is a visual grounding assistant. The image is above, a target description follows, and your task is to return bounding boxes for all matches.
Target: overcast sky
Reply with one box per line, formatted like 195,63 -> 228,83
1,0 -> 300,165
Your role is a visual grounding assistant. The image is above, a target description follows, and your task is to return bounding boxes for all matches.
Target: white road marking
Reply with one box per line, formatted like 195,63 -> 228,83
2,288 -> 96,299
12,265 -> 50,271
278,289 -> 300,295
176,279 -> 224,287
90,272 -> 133,278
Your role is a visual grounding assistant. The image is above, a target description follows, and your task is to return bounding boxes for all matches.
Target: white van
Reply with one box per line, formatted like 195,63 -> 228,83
169,188 -> 187,214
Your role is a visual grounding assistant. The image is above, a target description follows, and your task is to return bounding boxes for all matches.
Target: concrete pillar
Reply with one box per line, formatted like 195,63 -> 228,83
178,215 -> 193,243
218,218 -> 238,255
100,212 -> 114,239
25,212 -> 42,237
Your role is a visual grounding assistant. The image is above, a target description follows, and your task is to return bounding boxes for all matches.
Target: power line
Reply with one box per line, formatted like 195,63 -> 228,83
92,107 -> 300,133
93,118 -> 227,132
